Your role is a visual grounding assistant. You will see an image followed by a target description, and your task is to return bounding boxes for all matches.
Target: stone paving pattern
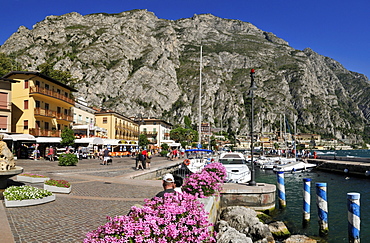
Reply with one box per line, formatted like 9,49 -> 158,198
1,155 -> 179,243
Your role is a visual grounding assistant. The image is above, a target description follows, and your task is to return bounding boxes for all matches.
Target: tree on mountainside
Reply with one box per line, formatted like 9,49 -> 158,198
38,62 -> 77,88
0,53 -> 22,76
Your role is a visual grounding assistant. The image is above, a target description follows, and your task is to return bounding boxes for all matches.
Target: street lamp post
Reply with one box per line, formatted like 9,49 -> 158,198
135,114 -> 143,151
249,69 -> 257,186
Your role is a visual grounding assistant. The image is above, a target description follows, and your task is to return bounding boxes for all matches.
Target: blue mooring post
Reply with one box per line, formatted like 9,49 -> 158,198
303,178 -> 311,225
316,182 -> 328,236
347,192 -> 360,243
277,172 -> 286,208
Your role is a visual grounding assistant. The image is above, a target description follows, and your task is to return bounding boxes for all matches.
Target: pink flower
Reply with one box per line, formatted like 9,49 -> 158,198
84,192 -> 216,242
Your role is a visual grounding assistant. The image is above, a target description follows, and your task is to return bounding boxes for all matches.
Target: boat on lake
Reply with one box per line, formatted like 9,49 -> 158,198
218,152 -> 251,183
273,160 -> 316,172
257,156 -> 296,170
183,149 -> 214,173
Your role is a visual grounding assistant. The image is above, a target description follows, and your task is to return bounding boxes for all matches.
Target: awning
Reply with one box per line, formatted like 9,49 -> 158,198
161,140 -> 176,144
169,143 -> 181,147
103,139 -> 121,146
10,134 -> 36,141
0,133 -> 13,140
36,137 -> 61,143
72,125 -> 107,132
75,137 -> 104,145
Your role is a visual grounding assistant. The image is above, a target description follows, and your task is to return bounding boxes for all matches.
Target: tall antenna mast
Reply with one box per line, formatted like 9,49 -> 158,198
198,45 -> 203,147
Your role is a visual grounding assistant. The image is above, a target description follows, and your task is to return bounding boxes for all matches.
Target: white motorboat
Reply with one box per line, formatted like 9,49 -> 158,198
257,156 -> 296,170
218,152 -> 251,183
183,149 -> 214,173
273,160 -> 316,172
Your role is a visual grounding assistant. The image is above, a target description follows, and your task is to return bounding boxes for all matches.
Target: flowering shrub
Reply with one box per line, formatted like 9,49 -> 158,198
182,162 -> 226,198
203,162 -> 227,182
3,185 -> 52,201
19,173 -> 47,178
45,179 -> 71,188
84,192 -> 215,243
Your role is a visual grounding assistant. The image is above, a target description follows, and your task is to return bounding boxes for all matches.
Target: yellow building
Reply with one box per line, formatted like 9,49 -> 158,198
3,71 -> 77,137
0,77 -> 19,132
95,110 -> 138,141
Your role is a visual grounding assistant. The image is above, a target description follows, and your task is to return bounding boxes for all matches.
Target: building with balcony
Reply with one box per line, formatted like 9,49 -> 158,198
72,97 -> 107,138
95,110 -> 137,141
139,118 -> 172,148
0,77 -> 19,133
3,71 -> 77,137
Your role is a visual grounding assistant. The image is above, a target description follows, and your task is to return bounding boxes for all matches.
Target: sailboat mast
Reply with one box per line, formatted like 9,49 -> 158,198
198,45 -> 202,147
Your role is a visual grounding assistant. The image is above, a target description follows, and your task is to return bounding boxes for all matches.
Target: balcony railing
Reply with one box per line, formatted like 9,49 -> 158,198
30,86 -> 75,105
29,128 -> 61,137
34,108 -> 73,122
143,131 -> 158,137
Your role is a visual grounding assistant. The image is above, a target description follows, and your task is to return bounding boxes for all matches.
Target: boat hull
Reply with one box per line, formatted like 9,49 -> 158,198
273,161 -> 316,172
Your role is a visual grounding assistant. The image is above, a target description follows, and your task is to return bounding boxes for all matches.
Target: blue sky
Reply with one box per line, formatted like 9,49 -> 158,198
1,0 -> 369,78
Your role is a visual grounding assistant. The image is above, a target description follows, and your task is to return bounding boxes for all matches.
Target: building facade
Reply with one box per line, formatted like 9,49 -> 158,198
95,110 -> 137,141
4,71 -> 77,137
72,98 -> 107,138
0,77 -> 18,132
139,118 -> 172,147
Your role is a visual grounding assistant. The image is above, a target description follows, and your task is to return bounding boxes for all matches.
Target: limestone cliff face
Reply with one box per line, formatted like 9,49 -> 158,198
1,10 -> 369,143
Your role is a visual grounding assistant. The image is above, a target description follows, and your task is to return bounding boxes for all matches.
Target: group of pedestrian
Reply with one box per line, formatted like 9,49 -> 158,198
135,149 -> 153,170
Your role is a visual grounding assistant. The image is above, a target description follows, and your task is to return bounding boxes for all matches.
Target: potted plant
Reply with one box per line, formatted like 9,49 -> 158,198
17,173 -> 50,183
44,179 -> 71,193
3,185 -> 55,207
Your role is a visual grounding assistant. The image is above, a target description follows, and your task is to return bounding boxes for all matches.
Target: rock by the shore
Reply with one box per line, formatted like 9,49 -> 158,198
219,206 -> 275,243
216,220 -> 253,243
268,221 -> 291,238
283,235 -> 317,243
215,206 -> 319,243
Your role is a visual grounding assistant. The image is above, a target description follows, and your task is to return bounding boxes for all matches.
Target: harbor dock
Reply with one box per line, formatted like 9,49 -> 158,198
309,156 -> 370,177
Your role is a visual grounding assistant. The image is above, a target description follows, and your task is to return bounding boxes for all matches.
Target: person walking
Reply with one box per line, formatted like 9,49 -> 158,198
102,147 -> 110,165
146,150 -> 152,169
139,151 -> 146,170
49,146 -> 55,161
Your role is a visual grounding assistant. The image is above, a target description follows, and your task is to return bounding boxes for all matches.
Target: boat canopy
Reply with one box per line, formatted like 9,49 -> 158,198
185,149 -> 213,152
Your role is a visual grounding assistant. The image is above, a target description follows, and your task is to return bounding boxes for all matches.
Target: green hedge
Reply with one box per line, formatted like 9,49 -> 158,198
58,153 -> 78,166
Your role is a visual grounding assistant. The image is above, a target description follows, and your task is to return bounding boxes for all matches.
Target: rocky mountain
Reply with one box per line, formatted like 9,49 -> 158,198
1,9 -> 369,144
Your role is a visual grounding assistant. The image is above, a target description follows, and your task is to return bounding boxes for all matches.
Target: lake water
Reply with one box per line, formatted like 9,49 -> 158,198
255,167 -> 370,242
315,149 -> 370,159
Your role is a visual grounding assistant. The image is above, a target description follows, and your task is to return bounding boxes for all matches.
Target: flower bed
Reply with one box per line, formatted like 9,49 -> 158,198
182,162 -> 227,198
83,162 -> 227,242
44,179 -> 71,194
17,173 -> 49,183
3,185 -> 55,207
84,193 -> 215,243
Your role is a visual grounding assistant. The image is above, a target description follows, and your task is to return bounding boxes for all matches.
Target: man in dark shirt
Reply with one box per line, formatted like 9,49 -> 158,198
103,148 -> 110,165
155,173 -> 176,198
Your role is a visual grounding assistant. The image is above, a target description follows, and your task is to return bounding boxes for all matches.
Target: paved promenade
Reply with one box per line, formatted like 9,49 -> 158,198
0,155 -> 181,243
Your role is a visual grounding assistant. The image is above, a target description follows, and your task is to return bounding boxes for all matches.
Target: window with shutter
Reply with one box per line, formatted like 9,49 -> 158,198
0,116 -> 7,129
0,92 -> 8,109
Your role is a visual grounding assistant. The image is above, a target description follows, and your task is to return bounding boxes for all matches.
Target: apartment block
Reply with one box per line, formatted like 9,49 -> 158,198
3,71 -> 77,137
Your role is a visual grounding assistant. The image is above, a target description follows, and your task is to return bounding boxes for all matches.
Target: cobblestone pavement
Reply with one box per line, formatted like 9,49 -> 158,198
1,156 -> 182,243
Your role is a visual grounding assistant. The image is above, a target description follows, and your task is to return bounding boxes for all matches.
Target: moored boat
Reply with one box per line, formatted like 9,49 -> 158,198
183,149 -> 214,173
273,160 -> 316,172
218,152 -> 251,183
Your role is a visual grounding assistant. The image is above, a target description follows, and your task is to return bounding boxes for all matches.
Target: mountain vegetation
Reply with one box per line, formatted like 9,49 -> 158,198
1,9 -> 369,145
